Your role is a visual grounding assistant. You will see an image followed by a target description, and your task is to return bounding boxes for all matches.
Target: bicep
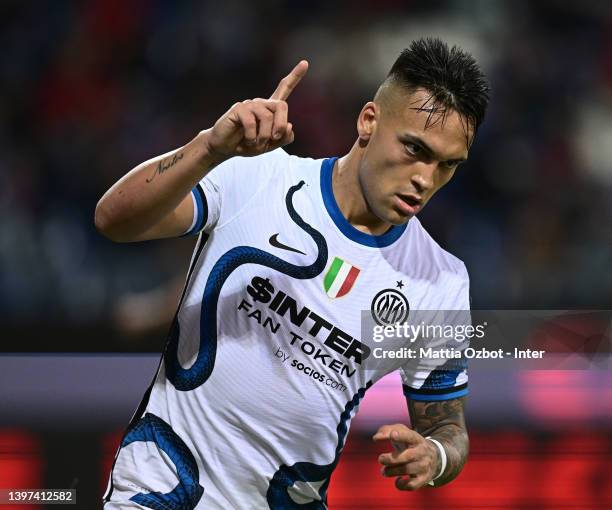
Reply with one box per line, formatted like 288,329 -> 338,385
133,150 -> 282,242
130,191 -> 195,241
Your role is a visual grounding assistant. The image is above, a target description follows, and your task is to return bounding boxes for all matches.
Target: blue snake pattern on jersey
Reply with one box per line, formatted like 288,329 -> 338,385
164,180 -> 328,391
122,413 -> 204,510
266,381 -> 373,509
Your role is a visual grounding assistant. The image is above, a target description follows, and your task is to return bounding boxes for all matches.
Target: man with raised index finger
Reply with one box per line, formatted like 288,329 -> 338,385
97,37 -> 489,509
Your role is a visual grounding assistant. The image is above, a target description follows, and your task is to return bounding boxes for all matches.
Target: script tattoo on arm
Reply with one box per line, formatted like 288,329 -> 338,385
146,152 -> 184,183
408,396 -> 469,486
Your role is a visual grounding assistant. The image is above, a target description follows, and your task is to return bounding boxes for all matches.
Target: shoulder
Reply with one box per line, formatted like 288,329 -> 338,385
407,217 -> 469,284
206,147 -> 288,180
206,149 -> 321,186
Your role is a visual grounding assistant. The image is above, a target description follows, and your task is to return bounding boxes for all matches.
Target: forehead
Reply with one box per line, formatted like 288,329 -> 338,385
384,87 -> 472,159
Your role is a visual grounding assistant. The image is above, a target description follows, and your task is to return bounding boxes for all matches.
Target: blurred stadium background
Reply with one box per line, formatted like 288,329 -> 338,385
1,0 -> 611,508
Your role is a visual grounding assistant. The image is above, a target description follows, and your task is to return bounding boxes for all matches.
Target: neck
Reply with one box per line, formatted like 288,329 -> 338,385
333,141 -> 392,236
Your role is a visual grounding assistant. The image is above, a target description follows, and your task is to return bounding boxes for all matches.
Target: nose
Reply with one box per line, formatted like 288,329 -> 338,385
410,162 -> 436,194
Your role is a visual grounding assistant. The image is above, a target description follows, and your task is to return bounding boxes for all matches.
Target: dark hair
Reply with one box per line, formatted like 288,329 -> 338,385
387,37 -> 490,134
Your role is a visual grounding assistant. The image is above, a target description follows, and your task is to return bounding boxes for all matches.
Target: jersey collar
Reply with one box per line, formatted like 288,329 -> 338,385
320,157 -> 408,248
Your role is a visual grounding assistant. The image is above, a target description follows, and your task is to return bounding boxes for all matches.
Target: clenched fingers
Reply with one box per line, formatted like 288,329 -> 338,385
249,100 -> 275,147
232,99 -> 289,149
271,100 -> 288,141
275,121 -> 294,147
382,460 -> 427,478
378,448 -> 419,467
233,102 -> 258,145
395,474 -> 432,491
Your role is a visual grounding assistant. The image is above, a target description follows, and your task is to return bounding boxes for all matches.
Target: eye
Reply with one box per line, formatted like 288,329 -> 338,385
404,142 -> 422,156
442,160 -> 461,170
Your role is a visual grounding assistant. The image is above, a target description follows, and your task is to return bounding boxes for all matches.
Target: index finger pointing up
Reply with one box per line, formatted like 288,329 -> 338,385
270,60 -> 309,101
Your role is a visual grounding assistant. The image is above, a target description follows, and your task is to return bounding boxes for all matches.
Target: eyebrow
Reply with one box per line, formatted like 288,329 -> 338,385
399,133 -> 467,163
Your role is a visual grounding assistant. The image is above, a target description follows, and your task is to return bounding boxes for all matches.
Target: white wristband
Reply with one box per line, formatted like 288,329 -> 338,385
425,437 -> 447,485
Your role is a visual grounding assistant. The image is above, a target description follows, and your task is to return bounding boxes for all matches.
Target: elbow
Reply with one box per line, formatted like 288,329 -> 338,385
95,198 -> 128,242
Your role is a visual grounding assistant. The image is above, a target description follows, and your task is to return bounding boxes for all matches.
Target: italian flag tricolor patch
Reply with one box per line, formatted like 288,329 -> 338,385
323,257 -> 361,298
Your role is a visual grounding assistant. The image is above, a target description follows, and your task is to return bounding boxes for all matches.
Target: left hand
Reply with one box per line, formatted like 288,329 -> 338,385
373,423 -> 440,490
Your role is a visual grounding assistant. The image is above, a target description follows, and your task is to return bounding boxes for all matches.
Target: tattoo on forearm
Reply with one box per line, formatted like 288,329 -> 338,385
408,397 -> 469,486
146,152 -> 184,183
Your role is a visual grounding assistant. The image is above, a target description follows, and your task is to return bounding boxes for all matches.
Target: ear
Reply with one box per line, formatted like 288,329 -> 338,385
357,101 -> 378,142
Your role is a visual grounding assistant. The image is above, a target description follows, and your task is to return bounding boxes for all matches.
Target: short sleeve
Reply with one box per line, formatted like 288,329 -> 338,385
400,265 -> 471,402
181,182 -> 210,237
181,149 -> 286,237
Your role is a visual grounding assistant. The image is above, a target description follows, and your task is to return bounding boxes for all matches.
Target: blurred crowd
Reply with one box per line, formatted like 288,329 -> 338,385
1,0 -> 611,344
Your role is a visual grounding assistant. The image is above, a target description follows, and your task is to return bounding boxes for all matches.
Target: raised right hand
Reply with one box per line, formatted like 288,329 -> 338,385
205,60 -> 308,160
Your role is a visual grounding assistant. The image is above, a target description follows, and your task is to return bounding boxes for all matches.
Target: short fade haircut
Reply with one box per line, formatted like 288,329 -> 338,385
381,37 -> 490,138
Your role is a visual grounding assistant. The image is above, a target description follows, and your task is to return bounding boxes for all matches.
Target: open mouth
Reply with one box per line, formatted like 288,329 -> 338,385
398,194 -> 422,207
395,194 -> 423,215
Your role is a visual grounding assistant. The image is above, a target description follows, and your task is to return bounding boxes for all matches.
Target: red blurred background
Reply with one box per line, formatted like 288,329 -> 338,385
1,364 -> 610,508
2,412 -> 611,509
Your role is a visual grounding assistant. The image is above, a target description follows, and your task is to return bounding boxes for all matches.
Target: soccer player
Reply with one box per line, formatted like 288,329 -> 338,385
96,38 -> 489,509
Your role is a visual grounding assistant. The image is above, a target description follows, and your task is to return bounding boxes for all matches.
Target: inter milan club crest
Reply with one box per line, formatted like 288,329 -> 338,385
371,288 -> 409,326
323,257 -> 360,298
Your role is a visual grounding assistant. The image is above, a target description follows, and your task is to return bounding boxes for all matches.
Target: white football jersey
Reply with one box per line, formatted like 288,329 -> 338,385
103,149 -> 470,509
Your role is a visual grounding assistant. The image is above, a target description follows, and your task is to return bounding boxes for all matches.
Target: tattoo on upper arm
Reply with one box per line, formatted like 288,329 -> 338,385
146,152 -> 184,183
408,397 -> 469,485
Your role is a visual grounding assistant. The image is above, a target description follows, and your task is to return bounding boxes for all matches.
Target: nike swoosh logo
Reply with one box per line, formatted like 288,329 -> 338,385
269,233 -> 306,255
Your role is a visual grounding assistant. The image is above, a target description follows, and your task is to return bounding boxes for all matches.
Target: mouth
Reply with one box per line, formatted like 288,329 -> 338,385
394,193 -> 423,216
